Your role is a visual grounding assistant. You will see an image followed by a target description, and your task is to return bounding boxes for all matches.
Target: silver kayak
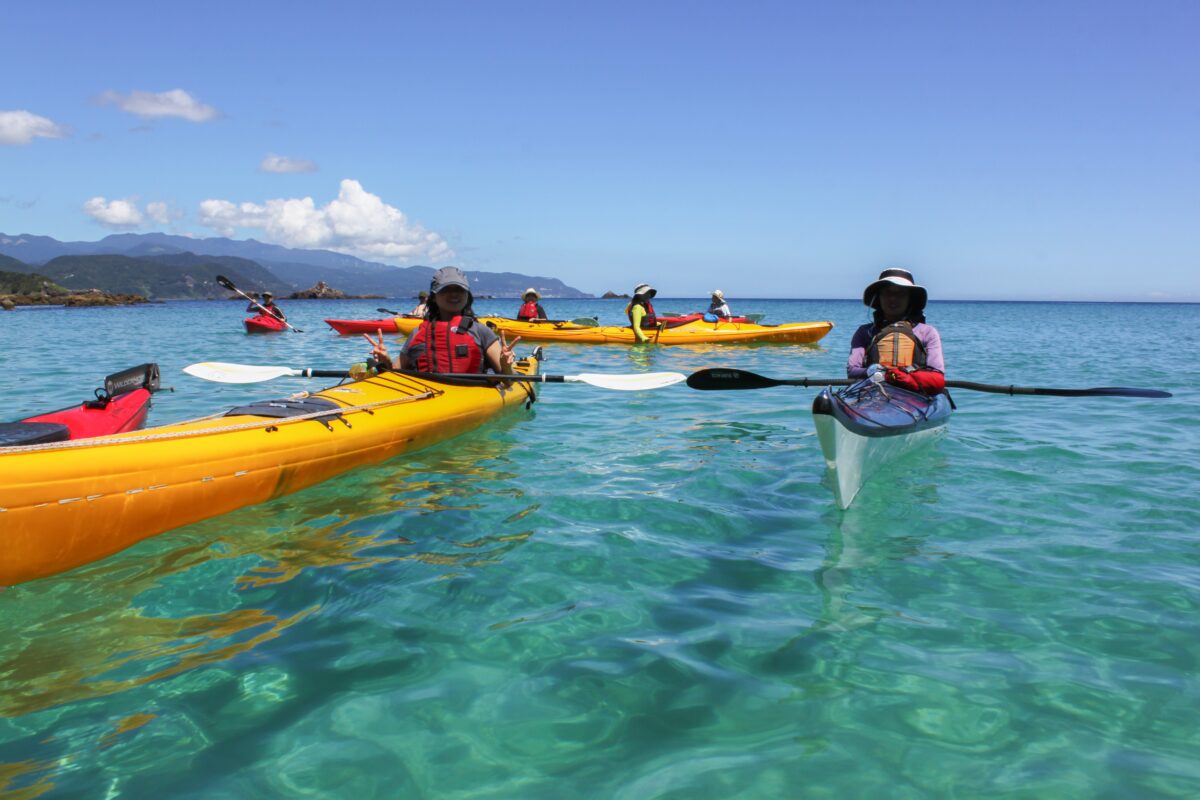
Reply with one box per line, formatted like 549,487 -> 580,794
811,377 -> 952,509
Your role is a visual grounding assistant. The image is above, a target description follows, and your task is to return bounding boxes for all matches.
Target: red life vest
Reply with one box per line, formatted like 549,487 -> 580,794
408,315 -> 483,373
626,300 -> 658,329
517,301 -> 540,320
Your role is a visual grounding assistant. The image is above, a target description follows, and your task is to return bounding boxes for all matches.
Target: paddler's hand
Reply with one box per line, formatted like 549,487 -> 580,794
362,329 -> 392,368
499,334 -> 521,369
884,367 -> 920,391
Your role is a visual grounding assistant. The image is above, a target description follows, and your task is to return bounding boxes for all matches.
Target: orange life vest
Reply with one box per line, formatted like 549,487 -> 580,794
867,322 -> 927,369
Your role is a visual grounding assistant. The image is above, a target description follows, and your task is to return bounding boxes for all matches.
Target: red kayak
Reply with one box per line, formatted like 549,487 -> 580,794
245,313 -> 288,333
659,313 -> 753,327
0,364 -> 161,447
325,317 -> 414,335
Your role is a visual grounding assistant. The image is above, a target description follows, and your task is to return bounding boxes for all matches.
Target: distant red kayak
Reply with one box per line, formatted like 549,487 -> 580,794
245,313 -> 288,333
1,363 -> 160,447
325,317 -> 413,335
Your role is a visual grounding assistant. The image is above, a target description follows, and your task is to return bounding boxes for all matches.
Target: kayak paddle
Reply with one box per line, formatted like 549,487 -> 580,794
687,369 -> 856,390
184,362 -> 686,391
216,274 -> 303,333
686,368 -> 1172,398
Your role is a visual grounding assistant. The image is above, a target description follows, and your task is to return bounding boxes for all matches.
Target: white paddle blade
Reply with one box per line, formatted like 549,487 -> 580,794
183,362 -> 300,383
571,372 -> 686,391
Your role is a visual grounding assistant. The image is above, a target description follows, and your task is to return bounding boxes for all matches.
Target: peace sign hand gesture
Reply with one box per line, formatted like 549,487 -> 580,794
362,329 -> 392,366
499,334 -> 521,369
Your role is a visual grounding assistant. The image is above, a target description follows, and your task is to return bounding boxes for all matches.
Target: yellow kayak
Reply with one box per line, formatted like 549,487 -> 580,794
0,358 -> 539,586
393,316 -> 834,345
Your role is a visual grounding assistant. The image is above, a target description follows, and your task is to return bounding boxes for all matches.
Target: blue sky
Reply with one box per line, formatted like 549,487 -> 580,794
2,0 -> 1197,301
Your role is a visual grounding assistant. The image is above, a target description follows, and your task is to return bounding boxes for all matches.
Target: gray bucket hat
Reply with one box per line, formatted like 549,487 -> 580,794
431,266 -> 470,293
863,268 -> 927,310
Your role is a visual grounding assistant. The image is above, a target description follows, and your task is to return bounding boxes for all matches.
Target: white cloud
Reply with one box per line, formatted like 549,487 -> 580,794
260,154 -> 318,174
197,179 -> 454,264
0,110 -> 68,145
145,201 -> 180,224
83,196 -> 145,228
98,89 -> 220,122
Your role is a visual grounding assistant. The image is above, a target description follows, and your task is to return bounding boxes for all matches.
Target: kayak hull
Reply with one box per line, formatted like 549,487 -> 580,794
392,316 -> 833,345
245,314 -> 288,333
326,317 -> 406,334
0,359 -> 539,585
812,379 -> 951,509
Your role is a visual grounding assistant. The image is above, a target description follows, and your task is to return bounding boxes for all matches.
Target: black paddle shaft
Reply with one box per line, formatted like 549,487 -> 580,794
686,368 -> 854,390
686,368 -> 1171,398
945,381 -> 1172,398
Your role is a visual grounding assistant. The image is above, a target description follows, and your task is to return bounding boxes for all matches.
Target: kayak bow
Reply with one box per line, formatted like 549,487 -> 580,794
812,378 -> 952,509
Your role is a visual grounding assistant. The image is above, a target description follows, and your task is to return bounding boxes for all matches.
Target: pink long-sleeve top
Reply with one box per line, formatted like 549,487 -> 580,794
846,322 -> 945,378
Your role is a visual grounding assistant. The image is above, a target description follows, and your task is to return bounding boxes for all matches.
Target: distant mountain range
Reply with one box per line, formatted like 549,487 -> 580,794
0,232 -> 591,299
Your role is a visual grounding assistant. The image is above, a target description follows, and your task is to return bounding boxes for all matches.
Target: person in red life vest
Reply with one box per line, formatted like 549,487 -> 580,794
846,268 -> 945,394
257,292 -> 286,321
364,266 -> 518,374
516,288 -> 547,321
625,283 -> 658,343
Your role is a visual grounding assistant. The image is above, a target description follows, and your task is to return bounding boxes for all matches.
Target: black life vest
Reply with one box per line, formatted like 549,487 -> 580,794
867,322 -> 927,369
626,300 -> 658,329
408,315 -> 483,373
517,301 -> 540,320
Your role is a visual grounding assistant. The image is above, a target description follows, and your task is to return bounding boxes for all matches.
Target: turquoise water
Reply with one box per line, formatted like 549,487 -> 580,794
1,298 -> 1198,798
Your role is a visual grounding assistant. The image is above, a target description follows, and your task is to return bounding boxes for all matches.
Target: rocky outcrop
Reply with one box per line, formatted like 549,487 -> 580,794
0,288 -> 148,308
601,290 -> 630,299
290,280 -> 345,299
287,280 -> 384,300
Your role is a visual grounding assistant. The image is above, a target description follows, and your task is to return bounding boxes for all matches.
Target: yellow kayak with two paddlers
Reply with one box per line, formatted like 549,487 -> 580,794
391,316 -> 834,345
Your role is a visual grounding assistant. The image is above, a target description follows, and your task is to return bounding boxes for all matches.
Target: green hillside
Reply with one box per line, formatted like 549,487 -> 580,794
0,269 -> 70,296
36,254 -> 285,299
0,253 -> 31,273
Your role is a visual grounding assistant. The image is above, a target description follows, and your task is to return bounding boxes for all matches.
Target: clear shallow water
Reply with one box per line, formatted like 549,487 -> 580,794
1,298 -> 1198,798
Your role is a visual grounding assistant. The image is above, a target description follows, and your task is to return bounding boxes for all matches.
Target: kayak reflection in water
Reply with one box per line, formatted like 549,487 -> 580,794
366,266 -> 517,374
626,283 -> 659,344
516,288 -> 547,321
847,268 -> 946,394
706,289 -> 733,320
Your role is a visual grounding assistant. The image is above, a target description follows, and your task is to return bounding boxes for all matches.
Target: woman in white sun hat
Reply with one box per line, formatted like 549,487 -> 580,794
706,289 -> 732,320
516,288 -> 547,321
847,268 -> 945,394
